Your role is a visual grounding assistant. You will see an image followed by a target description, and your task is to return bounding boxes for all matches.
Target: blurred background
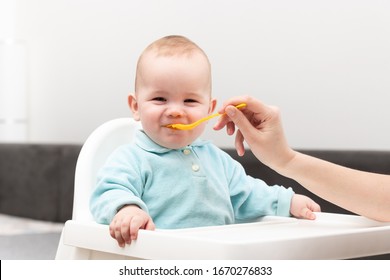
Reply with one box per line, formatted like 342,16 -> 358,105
1,0 -> 389,149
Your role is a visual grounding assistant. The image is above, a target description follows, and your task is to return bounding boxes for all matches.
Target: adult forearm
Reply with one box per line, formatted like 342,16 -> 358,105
277,151 -> 390,222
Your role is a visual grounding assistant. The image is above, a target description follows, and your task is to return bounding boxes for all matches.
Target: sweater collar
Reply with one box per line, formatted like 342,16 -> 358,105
135,129 -> 209,154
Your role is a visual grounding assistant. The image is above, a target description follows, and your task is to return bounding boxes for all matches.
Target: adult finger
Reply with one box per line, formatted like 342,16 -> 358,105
234,129 -> 246,156
225,106 -> 257,144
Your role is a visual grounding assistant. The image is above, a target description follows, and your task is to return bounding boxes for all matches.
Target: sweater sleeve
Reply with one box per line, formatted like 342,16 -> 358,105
221,151 -> 295,221
89,146 -> 149,224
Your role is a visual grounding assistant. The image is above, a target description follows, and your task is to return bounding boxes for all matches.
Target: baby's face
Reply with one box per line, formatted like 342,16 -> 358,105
131,51 -> 215,149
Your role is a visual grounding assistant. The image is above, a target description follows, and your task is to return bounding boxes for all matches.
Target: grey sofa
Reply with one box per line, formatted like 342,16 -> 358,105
1,143 -> 390,259
0,144 -> 81,223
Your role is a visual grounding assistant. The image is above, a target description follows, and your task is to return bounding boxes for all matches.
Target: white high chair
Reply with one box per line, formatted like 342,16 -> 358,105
55,118 -> 141,259
56,118 -> 390,260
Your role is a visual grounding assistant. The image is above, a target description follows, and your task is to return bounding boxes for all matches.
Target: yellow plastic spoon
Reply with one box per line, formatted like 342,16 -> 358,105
166,103 -> 246,130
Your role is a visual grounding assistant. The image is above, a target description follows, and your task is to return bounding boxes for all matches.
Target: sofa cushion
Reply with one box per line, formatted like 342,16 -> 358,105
0,144 -> 81,222
226,149 -> 390,216
1,144 -> 390,223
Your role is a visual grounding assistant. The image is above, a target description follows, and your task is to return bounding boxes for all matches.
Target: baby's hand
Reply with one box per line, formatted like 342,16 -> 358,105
109,205 -> 155,247
290,194 -> 321,220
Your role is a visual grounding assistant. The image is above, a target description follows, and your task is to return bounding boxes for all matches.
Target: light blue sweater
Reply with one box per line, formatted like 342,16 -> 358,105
90,130 -> 294,229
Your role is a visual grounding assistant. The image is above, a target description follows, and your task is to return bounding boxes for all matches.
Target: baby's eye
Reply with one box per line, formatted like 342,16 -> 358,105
184,99 -> 198,103
152,97 -> 166,102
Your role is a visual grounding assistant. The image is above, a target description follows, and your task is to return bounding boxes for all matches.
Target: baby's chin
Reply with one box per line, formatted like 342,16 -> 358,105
154,136 -> 195,150
148,126 -> 204,149
159,140 -> 192,150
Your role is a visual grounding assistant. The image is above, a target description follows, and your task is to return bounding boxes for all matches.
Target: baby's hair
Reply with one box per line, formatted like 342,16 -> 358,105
143,35 -> 207,57
135,35 -> 210,92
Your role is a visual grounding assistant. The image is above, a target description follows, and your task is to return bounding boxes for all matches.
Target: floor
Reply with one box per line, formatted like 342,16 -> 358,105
0,213 -> 64,260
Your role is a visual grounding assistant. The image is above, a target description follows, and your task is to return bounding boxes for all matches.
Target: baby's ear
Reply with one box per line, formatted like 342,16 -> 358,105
209,98 -> 217,113
128,94 -> 140,121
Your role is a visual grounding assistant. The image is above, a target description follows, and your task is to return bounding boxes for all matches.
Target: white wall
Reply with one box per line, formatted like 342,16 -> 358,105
0,0 -> 28,141
11,0 -> 390,149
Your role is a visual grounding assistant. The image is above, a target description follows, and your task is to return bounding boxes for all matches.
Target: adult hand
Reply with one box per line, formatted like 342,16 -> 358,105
214,96 -> 295,171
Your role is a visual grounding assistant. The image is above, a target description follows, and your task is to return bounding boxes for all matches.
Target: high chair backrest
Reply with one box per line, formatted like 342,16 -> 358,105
72,118 -> 141,221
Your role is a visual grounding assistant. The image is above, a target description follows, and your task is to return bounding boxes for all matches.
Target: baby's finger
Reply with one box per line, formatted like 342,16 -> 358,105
109,222 -> 116,239
145,219 -> 156,231
109,219 -> 121,239
129,216 -> 145,240
120,217 -> 132,244
114,228 -> 126,247
301,208 -> 317,220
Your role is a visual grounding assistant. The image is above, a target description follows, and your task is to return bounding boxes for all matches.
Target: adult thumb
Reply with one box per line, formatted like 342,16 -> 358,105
225,106 -> 252,134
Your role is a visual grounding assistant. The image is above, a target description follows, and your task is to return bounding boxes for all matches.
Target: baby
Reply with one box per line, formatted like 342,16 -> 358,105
90,35 -> 321,247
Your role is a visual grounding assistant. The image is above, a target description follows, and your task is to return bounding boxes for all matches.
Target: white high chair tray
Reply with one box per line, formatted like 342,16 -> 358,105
62,212 -> 390,259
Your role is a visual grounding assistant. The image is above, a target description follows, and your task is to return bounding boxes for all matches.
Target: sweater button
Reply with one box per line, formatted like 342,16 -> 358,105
183,149 -> 191,155
192,164 -> 200,172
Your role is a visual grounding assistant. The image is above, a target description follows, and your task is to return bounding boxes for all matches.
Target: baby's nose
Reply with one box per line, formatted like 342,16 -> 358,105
167,106 -> 185,118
